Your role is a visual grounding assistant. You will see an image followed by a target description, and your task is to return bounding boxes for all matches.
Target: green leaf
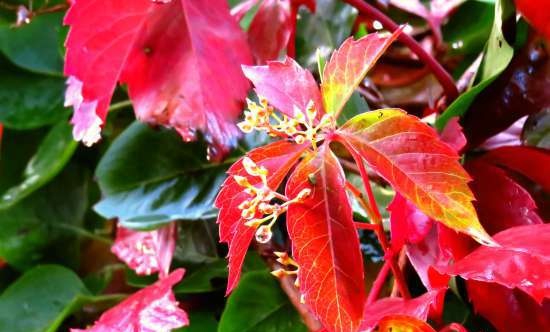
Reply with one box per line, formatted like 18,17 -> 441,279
0,121 -> 77,209
177,311 -> 218,332
95,122 -> 228,229
0,66 -> 67,129
436,0 -> 514,130
296,0 -> 357,74
0,165 -> 88,270
174,259 -> 228,294
0,12 -> 64,75
0,265 -> 89,332
337,91 -> 369,126
523,110 -> 550,149
174,220 -> 220,265
218,271 -> 307,332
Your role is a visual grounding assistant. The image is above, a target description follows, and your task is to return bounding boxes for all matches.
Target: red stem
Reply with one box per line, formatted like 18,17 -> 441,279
337,135 -> 411,299
366,260 -> 391,304
341,0 -> 458,102
354,221 -> 377,231
287,4 -> 299,58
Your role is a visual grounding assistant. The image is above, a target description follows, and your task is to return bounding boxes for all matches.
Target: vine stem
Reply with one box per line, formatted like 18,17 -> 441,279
341,0 -> 458,102
366,260 -> 391,304
287,3 -> 299,58
337,135 -> 411,299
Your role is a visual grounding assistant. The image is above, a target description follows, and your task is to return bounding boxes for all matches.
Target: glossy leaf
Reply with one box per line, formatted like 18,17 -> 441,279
338,109 -> 493,245
0,13 -> 64,74
516,0 -> 550,41
436,0 -> 514,130
0,265 -> 89,332
95,122 -> 225,229
71,269 -> 188,332
321,30 -> 400,117
0,165 -> 88,270
64,0 -> 251,153
242,56 -> 324,117
0,67 -> 68,129
286,147 -> 365,332
111,223 -> 176,277
360,289 -> 445,330
466,159 -> 543,235
377,315 -> 436,332
482,146 -> 550,192
215,140 -> 308,294
389,193 -> 433,251
218,271 -> 307,332
467,280 -> 550,332
443,224 -> 550,303
0,121 -> 77,209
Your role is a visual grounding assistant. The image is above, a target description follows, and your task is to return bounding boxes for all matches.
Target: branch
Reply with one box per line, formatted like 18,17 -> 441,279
341,0 -> 458,102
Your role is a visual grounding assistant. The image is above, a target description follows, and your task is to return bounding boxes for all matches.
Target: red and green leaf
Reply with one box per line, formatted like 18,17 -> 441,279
242,57 -> 324,117
321,30 -> 400,117
442,224 -> 550,303
215,140 -> 308,294
64,0 -> 251,156
286,147 -> 365,332
336,109 -> 493,245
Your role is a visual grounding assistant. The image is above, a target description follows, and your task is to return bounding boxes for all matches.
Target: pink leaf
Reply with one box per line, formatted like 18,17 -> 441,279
441,224 -> 550,303
286,147 -> 366,332
214,140 -> 308,294
71,269 -> 188,332
242,57 -> 324,118
64,0 -> 252,156
111,223 -> 177,277
439,116 -> 466,153
360,289 -> 446,331
389,193 -> 433,251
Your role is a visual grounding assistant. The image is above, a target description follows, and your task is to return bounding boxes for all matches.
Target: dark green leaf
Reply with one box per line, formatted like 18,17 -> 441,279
218,271 -> 307,332
0,121 -> 77,209
174,259 -> 228,294
0,265 -> 89,332
0,66 -> 67,129
437,0 -> 514,130
0,12 -> 64,75
523,109 -> 550,149
176,311 -> 218,332
0,165 -> 88,270
174,220 -> 220,265
95,122 -> 228,229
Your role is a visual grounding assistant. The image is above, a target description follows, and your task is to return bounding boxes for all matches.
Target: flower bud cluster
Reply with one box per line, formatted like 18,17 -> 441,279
234,157 -> 312,244
237,97 -> 334,146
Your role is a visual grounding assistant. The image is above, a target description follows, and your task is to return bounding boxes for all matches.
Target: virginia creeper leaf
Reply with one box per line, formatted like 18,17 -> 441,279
377,315 -> 436,332
111,223 -> 177,277
71,269 -> 188,332
360,289 -> 445,331
215,140 -> 308,294
64,0 -> 252,155
388,193 -> 433,251
516,0 -> 550,41
321,30 -> 400,118
466,159 -> 543,235
442,224 -> 550,303
337,109 -> 493,245
242,57 -> 324,117
286,147 -> 365,332
467,280 -> 550,332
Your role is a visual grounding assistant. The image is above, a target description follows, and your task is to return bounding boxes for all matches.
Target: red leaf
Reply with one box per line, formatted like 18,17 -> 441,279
466,159 -> 543,235
111,223 -> 177,277
286,147 -> 365,332
467,280 -> 550,332
377,315 -> 436,332
441,224 -> 550,303
215,140 -> 308,294
482,146 -> 550,192
516,0 -> 550,41
71,269 -> 188,332
360,289 -> 445,331
242,57 -> 324,118
321,30 -> 400,117
337,109 -> 494,245
439,117 -> 466,153
389,193 -> 433,251
64,0 -> 252,155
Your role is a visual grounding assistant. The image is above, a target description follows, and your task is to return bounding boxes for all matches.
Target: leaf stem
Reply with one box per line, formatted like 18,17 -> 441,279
108,100 -> 133,112
366,260 -> 391,304
340,0 -> 458,102
337,135 -> 411,299
287,4 -> 299,58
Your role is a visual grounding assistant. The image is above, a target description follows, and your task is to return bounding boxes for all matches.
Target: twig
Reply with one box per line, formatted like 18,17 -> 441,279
341,0 -> 458,102
366,260 -> 391,304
